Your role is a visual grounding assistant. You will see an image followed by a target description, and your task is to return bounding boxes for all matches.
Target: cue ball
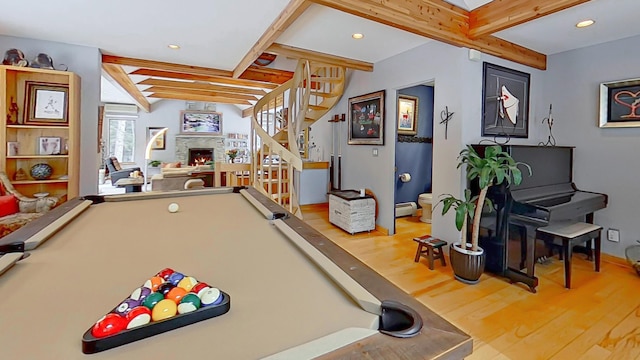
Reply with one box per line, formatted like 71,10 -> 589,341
168,203 -> 179,213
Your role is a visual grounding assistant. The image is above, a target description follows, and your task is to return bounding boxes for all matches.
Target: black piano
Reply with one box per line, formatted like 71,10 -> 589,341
471,145 -> 608,292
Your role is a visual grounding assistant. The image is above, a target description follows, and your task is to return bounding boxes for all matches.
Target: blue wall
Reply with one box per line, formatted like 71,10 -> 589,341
395,85 -> 434,204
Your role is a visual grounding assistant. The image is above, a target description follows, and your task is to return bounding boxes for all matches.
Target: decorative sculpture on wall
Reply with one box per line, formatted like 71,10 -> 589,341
538,104 -> 556,147
440,106 -> 454,140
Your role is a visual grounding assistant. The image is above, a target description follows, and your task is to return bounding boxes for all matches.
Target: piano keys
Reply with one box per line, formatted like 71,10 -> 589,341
471,145 -> 608,292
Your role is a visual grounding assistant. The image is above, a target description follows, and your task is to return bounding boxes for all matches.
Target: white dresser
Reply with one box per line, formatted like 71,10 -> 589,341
329,190 -> 376,234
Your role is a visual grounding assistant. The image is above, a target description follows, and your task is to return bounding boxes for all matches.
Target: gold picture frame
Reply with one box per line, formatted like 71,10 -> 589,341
397,95 -> 419,135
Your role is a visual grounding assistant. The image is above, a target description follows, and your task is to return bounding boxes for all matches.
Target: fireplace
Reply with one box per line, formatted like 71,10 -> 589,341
188,148 -> 213,166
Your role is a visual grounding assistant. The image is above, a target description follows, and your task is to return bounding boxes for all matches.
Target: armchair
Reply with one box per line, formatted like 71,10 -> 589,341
105,157 -> 142,185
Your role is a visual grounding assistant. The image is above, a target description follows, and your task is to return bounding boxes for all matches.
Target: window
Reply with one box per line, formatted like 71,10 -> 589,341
108,118 -> 135,163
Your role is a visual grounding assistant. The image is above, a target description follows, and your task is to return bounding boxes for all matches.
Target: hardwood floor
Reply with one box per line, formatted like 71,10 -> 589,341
301,203 -> 640,360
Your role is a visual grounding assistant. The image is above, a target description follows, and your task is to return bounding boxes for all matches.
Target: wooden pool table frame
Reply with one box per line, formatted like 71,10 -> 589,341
0,187 -> 472,359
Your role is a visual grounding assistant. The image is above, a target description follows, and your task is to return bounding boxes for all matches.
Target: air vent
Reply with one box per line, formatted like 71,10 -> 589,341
395,202 -> 417,217
104,103 -> 138,115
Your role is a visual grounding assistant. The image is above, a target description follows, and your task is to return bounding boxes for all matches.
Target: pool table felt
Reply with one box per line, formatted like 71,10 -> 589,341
0,187 -> 472,359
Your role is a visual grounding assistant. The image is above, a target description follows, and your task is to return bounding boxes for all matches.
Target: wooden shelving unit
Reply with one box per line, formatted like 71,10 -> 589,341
0,65 -> 80,202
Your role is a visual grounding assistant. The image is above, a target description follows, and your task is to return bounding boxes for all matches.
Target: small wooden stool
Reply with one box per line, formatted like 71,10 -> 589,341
536,221 -> 602,289
413,235 -> 447,270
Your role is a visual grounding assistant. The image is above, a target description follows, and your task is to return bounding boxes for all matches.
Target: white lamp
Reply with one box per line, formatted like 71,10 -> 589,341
144,127 -> 168,191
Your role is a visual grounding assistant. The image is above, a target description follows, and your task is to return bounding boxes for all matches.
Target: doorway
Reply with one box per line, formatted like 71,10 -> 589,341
394,83 -> 435,233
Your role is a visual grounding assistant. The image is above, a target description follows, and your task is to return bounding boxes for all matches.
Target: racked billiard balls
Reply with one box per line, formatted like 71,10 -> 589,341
165,287 -> 188,304
114,298 -> 141,316
200,287 -> 223,307
142,292 -> 164,310
126,306 -> 152,329
177,293 -> 201,314
177,276 -> 198,291
143,276 -> 164,292
167,272 -> 185,286
191,282 -> 210,297
156,268 -> 175,281
151,299 -> 178,321
130,287 -> 151,302
158,283 -> 175,296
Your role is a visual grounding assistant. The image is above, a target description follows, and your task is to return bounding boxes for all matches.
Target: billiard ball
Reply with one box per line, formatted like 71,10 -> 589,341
142,292 -> 164,310
114,298 -> 141,316
191,282 -> 210,297
151,299 -> 178,321
91,313 -> 127,338
126,306 -> 152,329
165,287 -> 188,304
177,276 -> 198,291
156,268 -> 175,281
167,272 -> 185,286
130,287 -> 151,302
168,203 -> 179,213
143,276 -> 164,291
158,283 -> 175,296
177,293 -> 201,314
199,287 -> 223,307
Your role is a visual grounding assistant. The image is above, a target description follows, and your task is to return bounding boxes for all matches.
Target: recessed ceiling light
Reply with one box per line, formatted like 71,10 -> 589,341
168,44 -> 181,49
352,33 -> 364,40
576,19 -> 595,28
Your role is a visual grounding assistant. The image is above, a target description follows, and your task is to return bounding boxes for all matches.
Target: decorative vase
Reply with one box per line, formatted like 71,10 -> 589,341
30,163 -> 53,180
449,242 -> 486,284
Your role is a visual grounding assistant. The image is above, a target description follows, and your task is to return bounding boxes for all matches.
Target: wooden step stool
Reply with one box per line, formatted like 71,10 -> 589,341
535,221 -> 602,289
413,235 -> 447,270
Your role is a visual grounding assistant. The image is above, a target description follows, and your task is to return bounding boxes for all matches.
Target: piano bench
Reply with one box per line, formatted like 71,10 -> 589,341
413,235 -> 447,270
535,221 -> 602,289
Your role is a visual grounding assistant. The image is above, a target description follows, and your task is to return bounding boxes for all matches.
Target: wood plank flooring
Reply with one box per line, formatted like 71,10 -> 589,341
301,203 -> 640,360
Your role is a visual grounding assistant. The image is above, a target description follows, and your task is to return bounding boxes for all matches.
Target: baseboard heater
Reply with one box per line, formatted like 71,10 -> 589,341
395,202 -> 417,217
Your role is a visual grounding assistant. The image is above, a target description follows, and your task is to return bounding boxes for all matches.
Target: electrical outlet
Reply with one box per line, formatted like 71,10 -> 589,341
607,228 -> 620,242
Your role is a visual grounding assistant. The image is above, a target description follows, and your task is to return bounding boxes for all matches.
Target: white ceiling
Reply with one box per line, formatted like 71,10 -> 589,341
2,0 -> 639,103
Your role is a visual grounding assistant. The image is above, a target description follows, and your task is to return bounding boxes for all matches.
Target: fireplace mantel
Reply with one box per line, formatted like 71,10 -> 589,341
175,136 -> 225,165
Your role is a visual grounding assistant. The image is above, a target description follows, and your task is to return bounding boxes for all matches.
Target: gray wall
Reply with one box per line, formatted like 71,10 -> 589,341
544,34 -> 640,258
0,35 -> 101,196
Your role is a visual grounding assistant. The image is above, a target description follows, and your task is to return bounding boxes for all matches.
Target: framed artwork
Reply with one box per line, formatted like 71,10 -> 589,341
7,142 -> 19,156
348,90 -> 385,145
24,82 -> 69,126
397,95 -> 419,135
599,78 -> 640,128
38,137 -> 61,155
481,62 -> 530,138
147,127 -> 166,150
180,111 -> 222,135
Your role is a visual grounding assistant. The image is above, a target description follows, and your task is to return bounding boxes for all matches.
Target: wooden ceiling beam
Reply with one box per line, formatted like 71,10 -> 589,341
266,43 -> 373,72
148,92 -> 252,106
239,65 -> 293,84
233,0 -> 311,78
311,0 -> 547,70
143,87 -> 258,102
469,0 -> 591,39
130,69 -> 279,89
102,54 -> 232,78
242,107 -> 254,118
137,78 -> 267,96
101,63 -> 151,112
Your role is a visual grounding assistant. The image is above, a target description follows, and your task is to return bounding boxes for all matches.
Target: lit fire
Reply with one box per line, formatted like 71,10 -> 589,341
191,157 -> 210,166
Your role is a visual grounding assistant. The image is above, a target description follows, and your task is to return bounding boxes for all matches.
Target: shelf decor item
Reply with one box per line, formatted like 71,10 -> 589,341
24,81 -> 69,126
7,142 -> 18,156
37,137 -> 62,155
30,163 -> 53,180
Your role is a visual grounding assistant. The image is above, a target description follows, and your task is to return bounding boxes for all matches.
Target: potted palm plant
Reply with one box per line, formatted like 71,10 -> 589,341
438,144 -> 530,284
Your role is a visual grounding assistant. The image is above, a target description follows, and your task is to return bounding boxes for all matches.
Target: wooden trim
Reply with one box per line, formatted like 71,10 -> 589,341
148,92 -> 252,105
137,78 -> 267,96
469,0 -> 591,39
267,43 -> 373,72
240,65 -> 294,84
101,64 -> 151,112
102,54 -> 232,78
602,253 -> 632,269
310,0 -> 547,70
143,86 -> 258,102
242,106 -> 254,118
130,69 -> 278,90
302,161 -> 329,170
233,0 -> 311,78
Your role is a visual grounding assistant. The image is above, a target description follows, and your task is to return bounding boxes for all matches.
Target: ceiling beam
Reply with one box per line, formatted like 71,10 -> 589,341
242,107 -> 254,118
130,69 -> 279,89
148,92 -> 253,106
469,0 -> 591,39
101,63 -> 151,113
143,87 -> 259,102
310,0 -> 547,70
233,0 -> 311,78
266,43 -> 373,72
240,65 -> 293,84
102,54 -> 232,78
137,78 -> 267,96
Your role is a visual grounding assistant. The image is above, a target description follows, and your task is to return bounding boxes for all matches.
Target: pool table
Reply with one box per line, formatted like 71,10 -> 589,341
0,187 -> 472,359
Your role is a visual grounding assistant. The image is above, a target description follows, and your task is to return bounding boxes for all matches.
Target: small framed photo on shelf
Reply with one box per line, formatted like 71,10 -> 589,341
7,142 -> 19,156
38,137 -> 62,155
25,82 -> 70,126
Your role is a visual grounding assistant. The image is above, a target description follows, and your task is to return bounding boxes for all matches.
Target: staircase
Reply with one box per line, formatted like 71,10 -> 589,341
250,60 -> 345,217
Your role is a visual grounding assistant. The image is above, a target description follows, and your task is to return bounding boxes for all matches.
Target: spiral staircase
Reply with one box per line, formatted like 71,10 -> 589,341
250,60 -> 345,217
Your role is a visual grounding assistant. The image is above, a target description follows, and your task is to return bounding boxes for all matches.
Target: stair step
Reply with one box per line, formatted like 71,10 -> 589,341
309,90 -> 335,96
310,77 -> 342,83
308,105 -> 328,111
